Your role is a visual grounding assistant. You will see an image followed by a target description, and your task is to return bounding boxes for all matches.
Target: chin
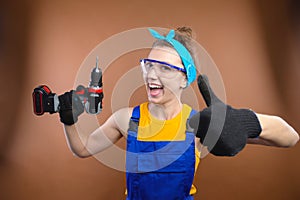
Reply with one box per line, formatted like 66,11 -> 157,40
148,96 -> 174,106
147,97 -> 162,104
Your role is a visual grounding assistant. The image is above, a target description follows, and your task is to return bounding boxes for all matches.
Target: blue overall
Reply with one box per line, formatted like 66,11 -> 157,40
126,105 -> 197,200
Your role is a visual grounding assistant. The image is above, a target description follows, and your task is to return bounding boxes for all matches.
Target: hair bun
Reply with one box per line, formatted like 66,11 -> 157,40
175,27 -> 193,38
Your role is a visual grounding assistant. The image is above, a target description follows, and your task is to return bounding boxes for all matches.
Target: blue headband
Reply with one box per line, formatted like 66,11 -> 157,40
148,28 -> 197,86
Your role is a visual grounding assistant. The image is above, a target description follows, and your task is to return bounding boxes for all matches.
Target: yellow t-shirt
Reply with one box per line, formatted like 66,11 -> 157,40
136,102 -> 200,195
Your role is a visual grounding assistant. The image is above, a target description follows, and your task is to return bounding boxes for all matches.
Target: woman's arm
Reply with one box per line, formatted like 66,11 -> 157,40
247,113 -> 299,147
63,107 -> 132,158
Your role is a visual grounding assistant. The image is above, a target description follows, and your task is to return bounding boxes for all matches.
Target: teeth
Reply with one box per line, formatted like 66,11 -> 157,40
149,84 -> 163,89
151,86 -> 161,89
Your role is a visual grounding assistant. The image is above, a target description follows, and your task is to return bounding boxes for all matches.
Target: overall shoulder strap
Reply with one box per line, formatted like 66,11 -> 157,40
188,109 -> 197,119
186,109 -> 197,133
128,105 -> 140,132
130,105 -> 140,123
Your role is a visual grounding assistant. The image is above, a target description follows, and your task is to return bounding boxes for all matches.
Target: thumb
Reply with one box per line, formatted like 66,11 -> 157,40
197,74 -> 222,106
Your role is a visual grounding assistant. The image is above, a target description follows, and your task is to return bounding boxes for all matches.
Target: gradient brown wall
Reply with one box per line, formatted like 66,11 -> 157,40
0,0 -> 299,199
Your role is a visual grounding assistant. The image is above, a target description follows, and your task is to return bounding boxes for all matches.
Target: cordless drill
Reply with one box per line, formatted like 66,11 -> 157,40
32,57 -> 103,115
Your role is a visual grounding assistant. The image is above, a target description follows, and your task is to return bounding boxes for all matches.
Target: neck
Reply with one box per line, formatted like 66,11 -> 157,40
148,100 -> 183,120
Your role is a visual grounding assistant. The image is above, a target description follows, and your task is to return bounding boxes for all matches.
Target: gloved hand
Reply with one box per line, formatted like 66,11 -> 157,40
58,90 -> 84,125
189,75 -> 262,156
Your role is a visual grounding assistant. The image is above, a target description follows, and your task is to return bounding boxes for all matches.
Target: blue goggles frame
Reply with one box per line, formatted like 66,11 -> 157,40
140,58 -> 187,73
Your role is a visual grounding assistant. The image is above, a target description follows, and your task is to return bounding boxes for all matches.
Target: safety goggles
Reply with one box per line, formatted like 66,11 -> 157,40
140,58 -> 186,78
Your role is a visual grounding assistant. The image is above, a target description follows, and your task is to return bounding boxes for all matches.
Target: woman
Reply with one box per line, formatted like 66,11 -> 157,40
58,27 -> 299,200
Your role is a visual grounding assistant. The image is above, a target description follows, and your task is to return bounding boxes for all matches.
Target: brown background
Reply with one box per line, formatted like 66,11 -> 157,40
1,0 -> 300,199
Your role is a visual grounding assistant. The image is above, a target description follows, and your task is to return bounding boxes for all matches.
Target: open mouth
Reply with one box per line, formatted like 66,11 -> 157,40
148,83 -> 164,97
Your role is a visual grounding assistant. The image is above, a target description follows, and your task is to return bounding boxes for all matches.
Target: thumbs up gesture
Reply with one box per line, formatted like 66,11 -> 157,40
189,75 -> 262,156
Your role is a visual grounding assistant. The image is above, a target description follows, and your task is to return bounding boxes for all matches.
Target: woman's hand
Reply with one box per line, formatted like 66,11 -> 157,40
189,75 -> 262,156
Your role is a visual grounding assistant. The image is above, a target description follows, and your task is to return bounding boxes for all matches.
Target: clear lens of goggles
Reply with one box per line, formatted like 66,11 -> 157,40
140,59 -> 186,78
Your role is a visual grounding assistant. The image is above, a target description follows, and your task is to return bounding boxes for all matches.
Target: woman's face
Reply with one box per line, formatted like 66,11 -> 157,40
142,46 -> 187,105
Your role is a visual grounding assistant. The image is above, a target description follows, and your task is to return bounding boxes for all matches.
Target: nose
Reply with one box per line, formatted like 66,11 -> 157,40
146,66 -> 158,79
